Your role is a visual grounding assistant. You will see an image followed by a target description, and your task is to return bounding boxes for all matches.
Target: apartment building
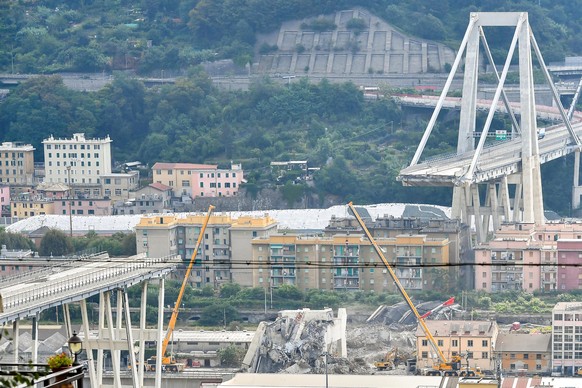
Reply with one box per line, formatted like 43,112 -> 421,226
113,182 -> 173,215
326,215 -> 471,289
415,320 -> 498,372
556,239 -> 582,291
251,232 -> 451,293
43,133 -> 112,186
101,171 -> 139,200
135,212 -> 278,288
53,198 -> 111,216
473,222 -> 582,292
495,333 -> 551,374
0,185 -> 9,216
10,197 -> 54,218
151,162 -> 244,198
552,302 -> 582,375
0,142 -> 35,185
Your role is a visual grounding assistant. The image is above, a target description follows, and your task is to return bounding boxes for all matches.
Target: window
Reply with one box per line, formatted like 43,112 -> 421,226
437,340 -> 444,347
510,364 -> 516,370
452,339 -> 458,347
482,340 -> 488,347
482,271 -> 487,278
200,182 -> 204,188
421,340 -> 428,346
421,351 -> 428,358
523,354 -> 529,359
510,353 -> 516,359
182,180 -> 190,187
482,352 -> 488,359
467,340 -> 473,347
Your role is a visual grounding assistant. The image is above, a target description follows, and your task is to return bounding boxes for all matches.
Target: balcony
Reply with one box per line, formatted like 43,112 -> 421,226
333,278 -> 360,290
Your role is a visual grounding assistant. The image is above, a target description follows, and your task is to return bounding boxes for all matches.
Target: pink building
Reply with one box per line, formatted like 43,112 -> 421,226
152,162 -> 244,198
473,222 -> 582,292
556,239 -> 582,291
0,185 -> 9,216
54,198 -> 111,216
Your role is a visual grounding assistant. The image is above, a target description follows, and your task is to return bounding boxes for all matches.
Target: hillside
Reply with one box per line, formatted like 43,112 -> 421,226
0,1 -> 580,75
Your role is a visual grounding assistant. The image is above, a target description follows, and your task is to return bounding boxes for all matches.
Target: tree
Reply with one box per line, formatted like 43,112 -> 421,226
198,303 -> 238,326
0,229 -> 35,251
217,345 -> 245,367
39,229 -> 73,257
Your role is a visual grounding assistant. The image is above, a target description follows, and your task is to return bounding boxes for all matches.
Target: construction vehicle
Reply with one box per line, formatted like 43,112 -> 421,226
144,205 -> 215,373
348,202 -> 482,377
374,347 -> 400,371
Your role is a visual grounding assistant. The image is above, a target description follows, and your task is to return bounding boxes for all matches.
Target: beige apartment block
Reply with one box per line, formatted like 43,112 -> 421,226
43,133 -> 112,186
151,162 -> 244,198
474,222 -> 582,293
0,142 -> 35,185
135,212 -> 277,288
416,320 -> 498,372
251,233 -> 450,293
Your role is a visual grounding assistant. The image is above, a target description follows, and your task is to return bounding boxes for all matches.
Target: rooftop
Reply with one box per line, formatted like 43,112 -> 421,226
553,301 -> 582,312
7,203 -> 451,235
152,162 -> 218,170
496,333 -> 551,353
415,320 -> 497,337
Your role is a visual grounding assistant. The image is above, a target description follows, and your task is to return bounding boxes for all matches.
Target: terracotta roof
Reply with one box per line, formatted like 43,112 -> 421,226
496,333 -> 551,353
149,182 -> 172,191
152,162 -> 217,170
415,320 -> 497,337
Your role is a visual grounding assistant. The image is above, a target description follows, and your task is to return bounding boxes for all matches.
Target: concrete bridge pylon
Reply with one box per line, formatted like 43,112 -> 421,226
405,12 -> 581,243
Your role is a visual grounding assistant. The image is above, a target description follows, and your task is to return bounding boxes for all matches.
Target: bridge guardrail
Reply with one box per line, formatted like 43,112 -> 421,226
1,255 -> 179,312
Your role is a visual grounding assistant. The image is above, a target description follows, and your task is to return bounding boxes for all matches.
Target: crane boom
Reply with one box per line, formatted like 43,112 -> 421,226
347,202 -> 448,364
161,205 -> 215,356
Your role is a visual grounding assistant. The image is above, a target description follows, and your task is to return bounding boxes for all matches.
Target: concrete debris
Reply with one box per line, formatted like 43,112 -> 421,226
367,300 -> 462,326
242,308 -> 347,374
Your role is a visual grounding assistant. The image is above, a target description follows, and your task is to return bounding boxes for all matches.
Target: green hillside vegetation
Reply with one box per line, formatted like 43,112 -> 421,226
0,1 -> 580,74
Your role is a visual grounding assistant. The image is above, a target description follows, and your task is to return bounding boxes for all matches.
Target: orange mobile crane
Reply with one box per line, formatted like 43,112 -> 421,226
348,202 -> 480,377
146,205 -> 215,372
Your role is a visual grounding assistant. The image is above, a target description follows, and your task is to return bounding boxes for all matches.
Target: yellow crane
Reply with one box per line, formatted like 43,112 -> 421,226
147,205 -> 215,372
348,202 -> 480,377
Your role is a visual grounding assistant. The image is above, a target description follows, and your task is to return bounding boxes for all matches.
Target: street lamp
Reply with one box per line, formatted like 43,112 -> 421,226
321,351 -> 329,388
68,331 -> 83,366
67,165 -> 73,237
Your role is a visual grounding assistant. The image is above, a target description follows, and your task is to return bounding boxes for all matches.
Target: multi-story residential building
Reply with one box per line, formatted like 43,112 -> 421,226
472,222 -> 582,292
101,171 -> 139,201
229,216 -> 279,287
135,212 -> 278,288
43,133 -> 112,186
415,320 -> 498,372
10,196 -> 54,218
495,333 -> 551,375
552,302 -> 582,375
326,215 -> 471,289
251,232 -> 451,292
556,239 -> 582,291
0,142 -> 35,185
0,185 -> 9,216
113,183 -> 173,215
151,162 -> 244,198
53,198 -> 111,216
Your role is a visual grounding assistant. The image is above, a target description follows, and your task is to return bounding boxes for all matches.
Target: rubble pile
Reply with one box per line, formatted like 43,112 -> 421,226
242,308 -> 347,374
346,323 -> 416,373
367,300 -> 462,327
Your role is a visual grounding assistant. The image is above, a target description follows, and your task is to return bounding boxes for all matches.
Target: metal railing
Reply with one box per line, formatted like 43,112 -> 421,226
0,363 -> 85,388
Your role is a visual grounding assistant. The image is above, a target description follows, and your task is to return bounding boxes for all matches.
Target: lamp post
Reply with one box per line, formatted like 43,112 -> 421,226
322,351 -> 329,388
67,165 -> 73,237
68,331 -> 83,366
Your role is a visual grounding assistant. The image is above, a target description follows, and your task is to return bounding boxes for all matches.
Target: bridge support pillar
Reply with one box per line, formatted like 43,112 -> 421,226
12,320 -> 19,364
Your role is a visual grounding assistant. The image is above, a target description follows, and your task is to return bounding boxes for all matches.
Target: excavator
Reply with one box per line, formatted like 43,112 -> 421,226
144,205 -> 215,372
374,347 -> 401,371
348,202 -> 482,377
